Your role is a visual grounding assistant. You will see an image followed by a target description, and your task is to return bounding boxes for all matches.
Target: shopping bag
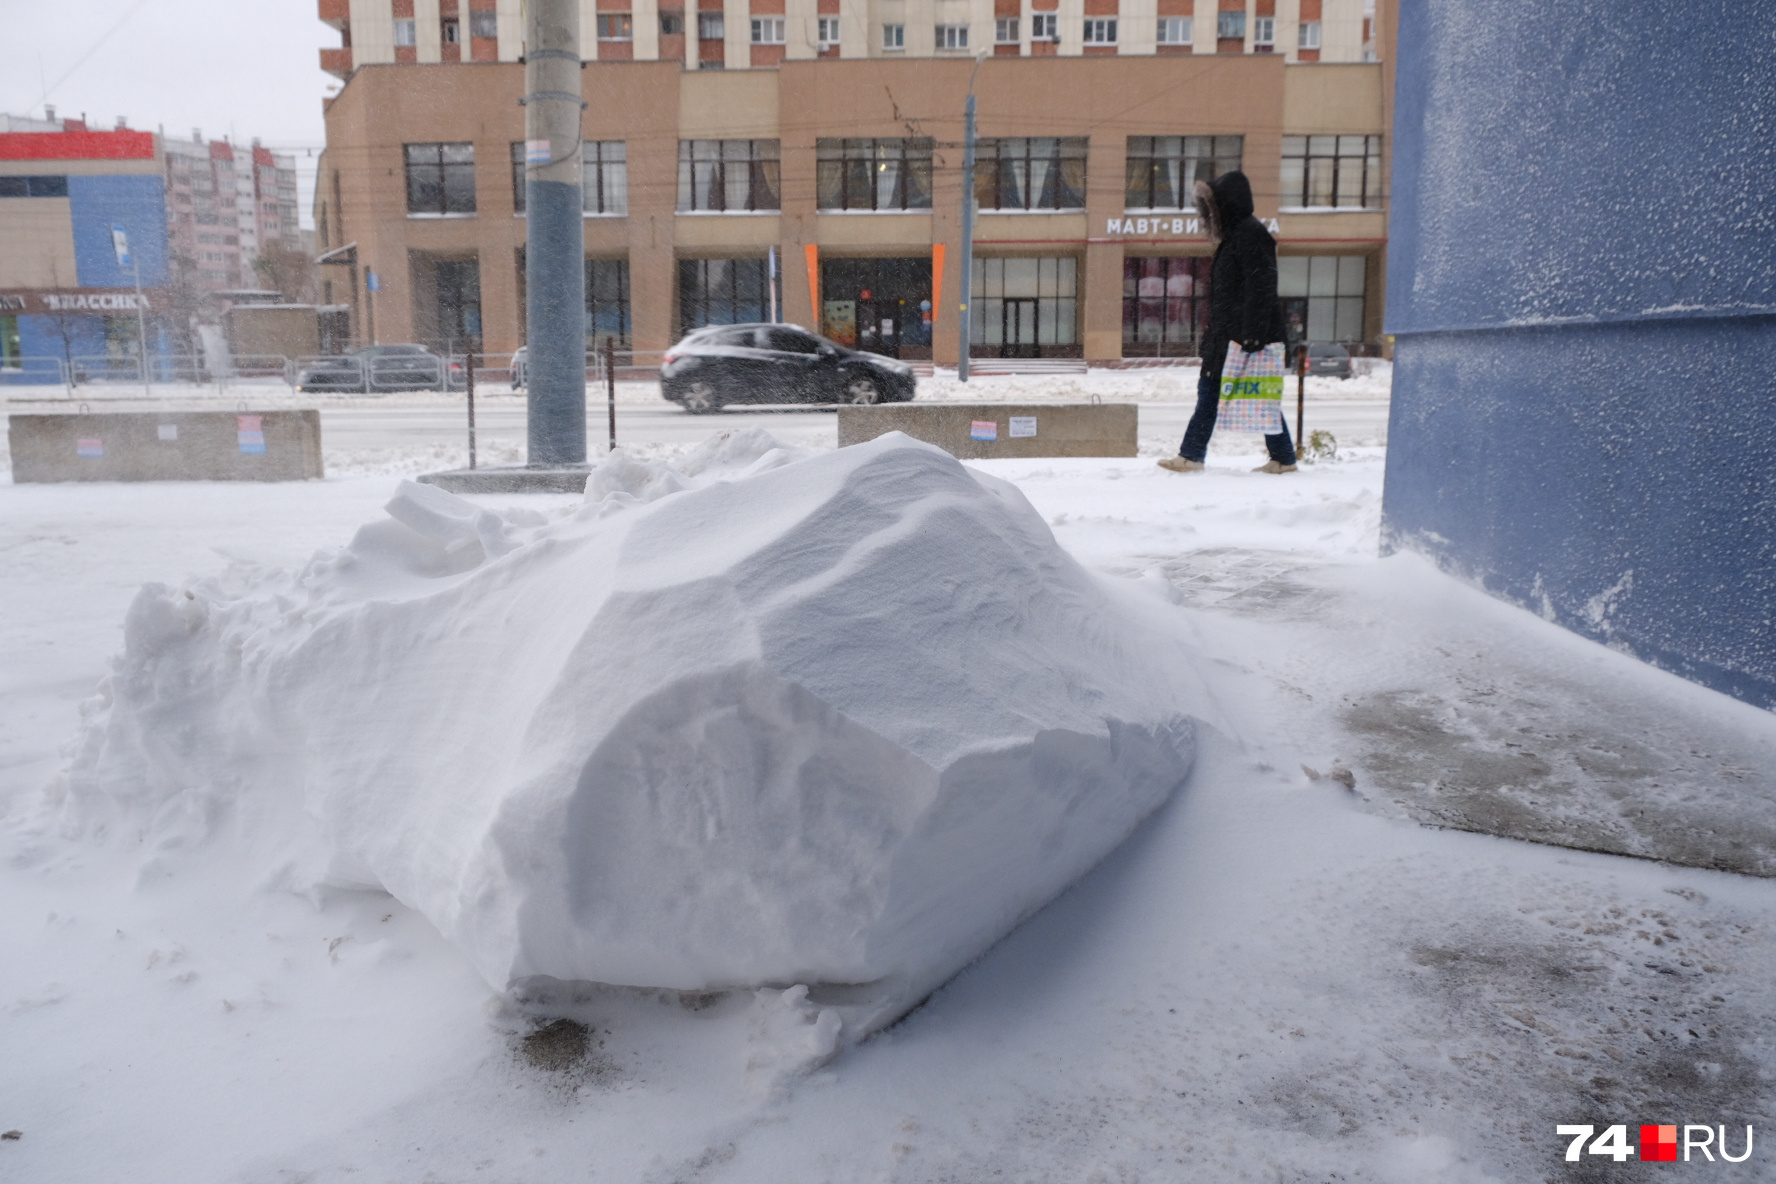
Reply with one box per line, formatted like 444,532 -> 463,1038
1217,343 -> 1286,434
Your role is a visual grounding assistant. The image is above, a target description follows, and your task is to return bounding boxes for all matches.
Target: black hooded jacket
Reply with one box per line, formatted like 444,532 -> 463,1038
1201,171 -> 1285,374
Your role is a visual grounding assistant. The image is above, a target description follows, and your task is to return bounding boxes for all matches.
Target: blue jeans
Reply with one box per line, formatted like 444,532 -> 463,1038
1178,364 -> 1296,464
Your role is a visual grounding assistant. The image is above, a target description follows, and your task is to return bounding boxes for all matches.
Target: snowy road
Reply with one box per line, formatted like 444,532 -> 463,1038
2,376 -> 1772,1184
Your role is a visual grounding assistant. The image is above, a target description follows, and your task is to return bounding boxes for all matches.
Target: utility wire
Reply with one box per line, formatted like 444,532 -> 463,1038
35,0 -> 157,110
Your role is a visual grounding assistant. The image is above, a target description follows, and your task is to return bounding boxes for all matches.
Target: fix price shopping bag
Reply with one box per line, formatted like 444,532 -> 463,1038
1217,342 -> 1286,433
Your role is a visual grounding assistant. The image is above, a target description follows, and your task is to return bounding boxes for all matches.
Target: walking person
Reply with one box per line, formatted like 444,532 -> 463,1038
1158,171 -> 1298,474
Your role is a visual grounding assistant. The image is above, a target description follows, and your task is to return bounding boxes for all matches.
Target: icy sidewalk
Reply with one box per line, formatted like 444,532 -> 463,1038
0,441 -> 1772,1183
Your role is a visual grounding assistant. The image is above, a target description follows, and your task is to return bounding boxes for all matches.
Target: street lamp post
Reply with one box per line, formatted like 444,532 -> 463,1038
523,0 -> 588,467
957,52 -> 988,383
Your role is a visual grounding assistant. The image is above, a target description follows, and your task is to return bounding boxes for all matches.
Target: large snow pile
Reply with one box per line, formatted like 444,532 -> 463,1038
55,430 -> 1204,1036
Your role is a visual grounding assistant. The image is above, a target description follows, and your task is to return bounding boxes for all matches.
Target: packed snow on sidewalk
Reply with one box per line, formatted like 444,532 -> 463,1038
52,430 -> 1207,1038
3,423 -> 1774,1184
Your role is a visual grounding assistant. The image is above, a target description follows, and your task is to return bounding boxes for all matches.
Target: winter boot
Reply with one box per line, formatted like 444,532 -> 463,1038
1252,460 -> 1299,474
1157,456 -> 1205,473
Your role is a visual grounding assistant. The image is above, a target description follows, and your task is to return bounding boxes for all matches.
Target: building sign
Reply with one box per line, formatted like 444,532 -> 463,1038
0,290 -> 154,314
1104,215 -> 1281,237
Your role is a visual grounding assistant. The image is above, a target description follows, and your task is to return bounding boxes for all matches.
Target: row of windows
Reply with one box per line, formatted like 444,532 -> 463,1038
392,12 -> 497,46
0,175 -> 69,198
402,135 -> 1381,216
562,13 -> 1322,49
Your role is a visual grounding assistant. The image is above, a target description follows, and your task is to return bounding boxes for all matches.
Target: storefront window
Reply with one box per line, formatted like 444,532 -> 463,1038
0,316 -> 19,368
1278,255 -> 1367,343
1121,256 -> 1211,356
815,139 -> 934,211
677,140 -> 781,212
587,258 -> 631,347
819,257 -> 933,358
510,142 -> 627,215
405,142 -> 477,216
973,139 -> 1087,211
1279,135 -> 1382,209
679,258 -> 769,328
1124,136 -> 1242,210
970,257 -> 1079,357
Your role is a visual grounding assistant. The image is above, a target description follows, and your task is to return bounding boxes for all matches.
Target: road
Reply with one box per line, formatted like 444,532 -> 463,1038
316,394 -> 1392,453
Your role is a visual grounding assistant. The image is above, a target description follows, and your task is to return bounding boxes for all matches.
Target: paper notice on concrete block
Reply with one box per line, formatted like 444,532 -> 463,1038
1009,416 -> 1037,438
237,415 -> 266,456
77,438 -> 103,458
970,420 -> 998,442
157,424 -> 178,441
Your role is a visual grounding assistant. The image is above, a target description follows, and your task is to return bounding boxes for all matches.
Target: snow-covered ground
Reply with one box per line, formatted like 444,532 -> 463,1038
2,370 -> 1772,1182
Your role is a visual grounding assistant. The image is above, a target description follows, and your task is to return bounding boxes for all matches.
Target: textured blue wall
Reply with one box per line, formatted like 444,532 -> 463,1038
70,175 -> 169,288
1383,0 -> 1776,707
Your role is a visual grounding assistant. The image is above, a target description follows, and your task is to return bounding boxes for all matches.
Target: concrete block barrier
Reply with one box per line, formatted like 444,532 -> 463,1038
9,410 -> 323,482
838,402 -> 1137,460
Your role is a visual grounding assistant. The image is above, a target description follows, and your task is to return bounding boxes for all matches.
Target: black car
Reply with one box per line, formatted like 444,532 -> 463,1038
295,344 -> 464,393
660,324 -> 916,412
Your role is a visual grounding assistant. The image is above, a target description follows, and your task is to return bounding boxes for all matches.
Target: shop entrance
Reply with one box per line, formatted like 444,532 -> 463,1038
1001,298 -> 1039,357
820,257 -> 933,359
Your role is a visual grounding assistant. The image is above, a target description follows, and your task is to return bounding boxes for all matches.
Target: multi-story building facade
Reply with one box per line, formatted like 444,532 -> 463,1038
0,116 -> 171,374
314,0 -> 1393,363
1,110 -> 307,376
319,0 -> 1378,73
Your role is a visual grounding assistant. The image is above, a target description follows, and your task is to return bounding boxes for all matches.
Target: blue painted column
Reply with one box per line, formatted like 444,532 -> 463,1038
523,0 -> 587,466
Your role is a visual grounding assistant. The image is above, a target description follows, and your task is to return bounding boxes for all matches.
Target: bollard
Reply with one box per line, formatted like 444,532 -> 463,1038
466,343 -> 479,470
605,337 -> 617,453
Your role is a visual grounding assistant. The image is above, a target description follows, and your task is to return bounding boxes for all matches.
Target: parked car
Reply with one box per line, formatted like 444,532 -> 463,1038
660,324 -> 917,413
295,344 -> 463,393
509,346 -> 526,390
1298,341 -> 1354,379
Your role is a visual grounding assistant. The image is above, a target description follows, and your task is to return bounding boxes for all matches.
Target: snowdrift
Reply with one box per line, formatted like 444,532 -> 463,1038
59,431 -> 1204,1035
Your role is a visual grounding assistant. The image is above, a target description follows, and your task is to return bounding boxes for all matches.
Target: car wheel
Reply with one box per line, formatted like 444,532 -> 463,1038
845,376 -> 881,405
683,380 -> 722,414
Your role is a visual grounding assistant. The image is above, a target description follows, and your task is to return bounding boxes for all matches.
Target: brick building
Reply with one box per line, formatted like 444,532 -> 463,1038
312,0 -> 1393,362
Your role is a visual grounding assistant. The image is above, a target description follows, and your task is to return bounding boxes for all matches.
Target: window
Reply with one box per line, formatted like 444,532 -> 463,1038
1031,13 -> 1057,40
750,17 -> 784,42
660,11 -> 684,34
1278,256 -> 1367,343
586,259 -> 631,347
1280,134 -> 1383,209
936,24 -> 969,49
697,11 -> 724,38
679,259 -> 770,329
0,175 -> 69,197
511,141 -> 626,214
973,138 -> 1088,210
583,141 -> 627,214
1216,11 -> 1244,39
1123,257 -> 1210,356
995,17 -> 1018,43
818,17 -> 840,45
1083,18 -> 1116,42
1157,16 -> 1191,43
677,139 -> 781,212
393,17 -> 416,45
698,60 -> 725,69
406,142 -> 476,215
1298,20 -> 1320,48
816,138 -> 934,211
970,257 -> 1078,355
1125,135 -> 1243,209
441,18 -> 460,42
882,23 -> 905,48
597,14 -> 633,39
1253,17 -> 1274,48
470,10 -> 498,38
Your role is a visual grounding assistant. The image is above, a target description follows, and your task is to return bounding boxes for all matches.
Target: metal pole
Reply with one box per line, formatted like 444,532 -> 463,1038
957,59 -> 983,383
768,246 -> 779,323
132,255 -> 149,398
524,0 -> 588,467
466,340 -> 478,469
1296,345 -> 1306,456
604,336 -> 617,453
